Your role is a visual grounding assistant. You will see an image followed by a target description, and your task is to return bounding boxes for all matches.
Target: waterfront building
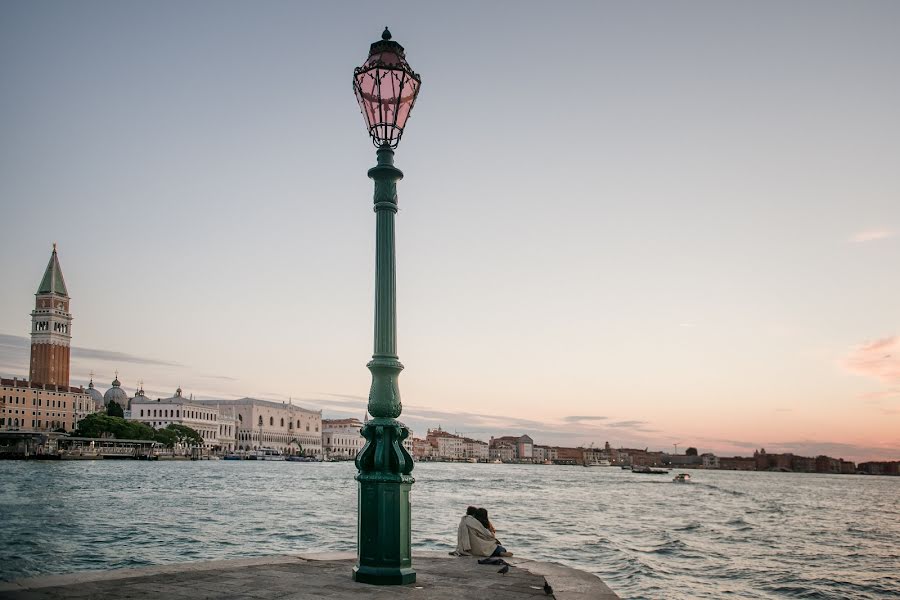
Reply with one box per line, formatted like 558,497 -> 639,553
71,390 -> 96,429
195,398 -> 322,457
323,418 -> 365,458
29,245 -> 73,387
701,453 -> 720,469
410,437 -> 432,460
532,445 -> 558,462
421,428 -> 482,460
490,442 -> 518,462
517,434 -> 534,459
858,461 -> 900,476
130,388 -> 233,451
427,427 -> 465,460
490,435 -> 535,461
718,456 -> 757,470
816,455 -> 843,474
553,446 -> 583,465
461,437 -> 489,460
754,448 -> 791,471
663,454 -> 703,467
583,447 -> 605,464
0,377 -> 88,432
215,405 -> 238,453
791,455 -> 816,473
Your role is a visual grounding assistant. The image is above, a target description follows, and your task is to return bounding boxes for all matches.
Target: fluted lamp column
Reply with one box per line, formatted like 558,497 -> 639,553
351,27 -> 421,586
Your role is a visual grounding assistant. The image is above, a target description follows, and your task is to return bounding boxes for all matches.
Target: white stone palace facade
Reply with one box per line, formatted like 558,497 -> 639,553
322,418 -> 365,458
195,398 -> 322,457
129,388 -> 237,451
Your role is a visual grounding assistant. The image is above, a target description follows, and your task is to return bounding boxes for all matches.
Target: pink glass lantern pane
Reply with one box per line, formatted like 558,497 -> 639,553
354,70 -> 378,129
394,72 -> 419,131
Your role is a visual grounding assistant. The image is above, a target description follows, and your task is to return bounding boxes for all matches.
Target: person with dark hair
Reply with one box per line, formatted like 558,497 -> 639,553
453,506 -> 512,557
473,507 -> 496,535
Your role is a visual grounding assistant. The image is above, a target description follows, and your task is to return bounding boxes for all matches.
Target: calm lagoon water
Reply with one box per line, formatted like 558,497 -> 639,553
0,461 -> 897,599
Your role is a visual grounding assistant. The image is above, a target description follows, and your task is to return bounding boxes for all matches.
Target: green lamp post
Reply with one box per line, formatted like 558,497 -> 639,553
351,27 -> 421,586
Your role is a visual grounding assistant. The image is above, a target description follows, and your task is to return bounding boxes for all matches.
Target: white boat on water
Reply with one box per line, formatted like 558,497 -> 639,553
255,448 -> 286,461
673,473 -> 692,483
584,459 -> 612,467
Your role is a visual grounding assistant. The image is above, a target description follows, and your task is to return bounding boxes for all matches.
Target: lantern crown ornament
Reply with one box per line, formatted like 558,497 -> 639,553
353,27 -> 421,148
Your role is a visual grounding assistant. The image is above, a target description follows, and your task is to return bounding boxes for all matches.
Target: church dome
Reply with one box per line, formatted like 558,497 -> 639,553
104,377 -> 128,408
86,378 -> 104,408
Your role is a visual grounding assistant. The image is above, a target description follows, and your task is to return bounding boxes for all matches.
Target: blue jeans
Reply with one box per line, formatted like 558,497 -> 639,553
491,545 -> 508,557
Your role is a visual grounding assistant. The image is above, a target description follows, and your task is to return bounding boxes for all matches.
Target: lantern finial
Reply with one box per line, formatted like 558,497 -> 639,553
382,27 -> 392,40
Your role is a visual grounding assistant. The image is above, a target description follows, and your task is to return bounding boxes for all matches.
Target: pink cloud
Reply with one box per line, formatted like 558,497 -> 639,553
850,229 -> 894,243
843,336 -> 900,384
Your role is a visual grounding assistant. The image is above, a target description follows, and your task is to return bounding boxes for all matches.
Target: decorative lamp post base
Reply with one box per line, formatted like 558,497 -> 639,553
352,478 -> 415,585
353,417 -> 415,585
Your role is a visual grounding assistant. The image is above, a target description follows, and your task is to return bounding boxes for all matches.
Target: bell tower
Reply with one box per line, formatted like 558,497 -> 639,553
29,244 -> 72,387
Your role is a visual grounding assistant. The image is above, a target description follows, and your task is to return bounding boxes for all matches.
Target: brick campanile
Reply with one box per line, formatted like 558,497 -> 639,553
29,244 -> 73,387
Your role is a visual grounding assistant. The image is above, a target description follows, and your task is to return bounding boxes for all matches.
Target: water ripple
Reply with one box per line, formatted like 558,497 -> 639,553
0,462 -> 898,599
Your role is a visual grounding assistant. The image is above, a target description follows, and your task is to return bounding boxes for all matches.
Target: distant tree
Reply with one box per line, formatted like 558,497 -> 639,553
154,428 -> 179,448
685,447 -> 698,456
73,413 -> 155,440
157,424 -> 203,447
73,413 -> 116,437
106,401 -> 124,418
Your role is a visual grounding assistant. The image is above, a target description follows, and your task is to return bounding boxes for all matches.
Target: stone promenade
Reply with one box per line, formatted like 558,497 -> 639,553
0,552 -> 619,600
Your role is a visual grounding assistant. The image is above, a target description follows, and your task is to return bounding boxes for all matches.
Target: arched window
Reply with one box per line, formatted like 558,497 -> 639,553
280,418 -> 284,427
270,417 -> 274,426
176,410 -> 180,418
140,410 -> 144,417
306,424 -> 310,431
238,414 -> 243,422
258,416 -> 263,426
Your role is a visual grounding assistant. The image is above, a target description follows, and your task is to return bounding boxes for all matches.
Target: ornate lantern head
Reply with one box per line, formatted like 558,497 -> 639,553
353,27 -> 421,148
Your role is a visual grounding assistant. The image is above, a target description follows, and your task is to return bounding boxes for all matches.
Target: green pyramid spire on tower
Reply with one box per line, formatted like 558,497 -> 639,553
37,243 -> 69,296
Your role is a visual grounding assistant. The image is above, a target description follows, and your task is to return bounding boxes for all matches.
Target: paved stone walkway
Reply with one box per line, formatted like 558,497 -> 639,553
0,552 -> 619,600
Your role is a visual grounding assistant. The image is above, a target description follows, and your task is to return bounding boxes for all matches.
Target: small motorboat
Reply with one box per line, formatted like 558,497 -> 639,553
673,473 -> 692,483
632,465 -> 669,474
223,454 -> 242,460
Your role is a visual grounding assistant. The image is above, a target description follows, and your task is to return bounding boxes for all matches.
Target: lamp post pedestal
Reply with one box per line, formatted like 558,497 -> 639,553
353,146 -> 416,585
353,418 -> 415,585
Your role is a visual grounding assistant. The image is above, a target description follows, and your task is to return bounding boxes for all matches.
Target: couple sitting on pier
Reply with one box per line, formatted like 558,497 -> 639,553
454,506 -> 513,558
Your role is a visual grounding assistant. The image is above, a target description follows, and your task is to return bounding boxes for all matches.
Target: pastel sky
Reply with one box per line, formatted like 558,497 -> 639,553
1,2 -> 898,461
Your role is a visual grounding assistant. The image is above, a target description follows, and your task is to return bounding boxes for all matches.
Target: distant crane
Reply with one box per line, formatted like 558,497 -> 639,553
673,442 -> 681,455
